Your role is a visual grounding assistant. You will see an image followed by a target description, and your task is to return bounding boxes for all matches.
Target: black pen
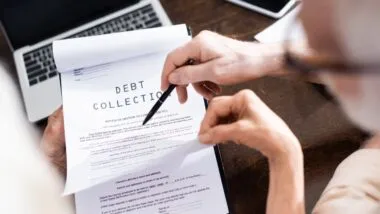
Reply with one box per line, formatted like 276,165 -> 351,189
142,59 -> 195,125
142,84 -> 176,125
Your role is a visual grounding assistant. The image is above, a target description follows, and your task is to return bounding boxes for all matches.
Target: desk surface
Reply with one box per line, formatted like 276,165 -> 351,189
0,0 -> 365,213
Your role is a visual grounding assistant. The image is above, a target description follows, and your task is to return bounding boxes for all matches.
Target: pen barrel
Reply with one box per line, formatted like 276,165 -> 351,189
159,84 -> 176,101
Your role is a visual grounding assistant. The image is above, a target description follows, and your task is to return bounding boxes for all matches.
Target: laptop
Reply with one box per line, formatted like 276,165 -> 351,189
0,0 -> 171,122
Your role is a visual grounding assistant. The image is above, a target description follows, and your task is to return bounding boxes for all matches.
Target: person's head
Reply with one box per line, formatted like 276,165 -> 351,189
298,0 -> 380,133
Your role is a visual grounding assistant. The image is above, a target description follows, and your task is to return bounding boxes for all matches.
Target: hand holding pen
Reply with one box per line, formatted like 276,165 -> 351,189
160,31 -> 274,104
145,28 -> 274,125
143,59 -> 219,125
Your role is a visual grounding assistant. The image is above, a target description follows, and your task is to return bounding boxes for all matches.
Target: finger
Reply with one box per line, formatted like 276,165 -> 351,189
168,61 -> 217,85
199,96 -> 234,133
199,121 -> 245,144
193,84 -> 215,100
42,107 -> 65,150
176,86 -> 188,104
202,81 -> 222,95
41,107 -> 67,177
48,106 -> 63,125
161,41 -> 201,90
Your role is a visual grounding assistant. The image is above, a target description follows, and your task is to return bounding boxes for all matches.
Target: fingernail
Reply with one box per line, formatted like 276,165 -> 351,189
169,73 -> 180,84
198,132 -> 211,144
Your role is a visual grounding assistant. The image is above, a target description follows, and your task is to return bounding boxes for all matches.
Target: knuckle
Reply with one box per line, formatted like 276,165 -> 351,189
237,89 -> 257,104
188,39 -> 200,50
198,30 -> 212,38
207,96 -> 223,109
239,89 -> 255,97
210,64 -> 223,83
196,30 -> 213,44
166,52 -> 176,64
235,120 -> 248,132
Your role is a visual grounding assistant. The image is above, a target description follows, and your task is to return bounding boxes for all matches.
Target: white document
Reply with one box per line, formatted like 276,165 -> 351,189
254,6 -> 305,43
75,140 -> 228,214
54,24 -> 229,214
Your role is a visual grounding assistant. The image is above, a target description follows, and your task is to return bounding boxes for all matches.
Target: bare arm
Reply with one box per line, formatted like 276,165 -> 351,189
198,90 -> 305,214
267,145 -> 305,214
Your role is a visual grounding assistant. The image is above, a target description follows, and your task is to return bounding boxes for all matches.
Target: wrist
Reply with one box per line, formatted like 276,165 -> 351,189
266,138 -> 305,214
245,42 -> 286,77
268,138 -> 303,168
262,41 -> 311,77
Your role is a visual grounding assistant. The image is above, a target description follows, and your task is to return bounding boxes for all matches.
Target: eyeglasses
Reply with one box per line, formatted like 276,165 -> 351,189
283,17 -> 380,75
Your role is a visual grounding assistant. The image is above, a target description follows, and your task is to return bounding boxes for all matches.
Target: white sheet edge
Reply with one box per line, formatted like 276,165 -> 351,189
254,6 -> 305,43
53,24 -> 190,72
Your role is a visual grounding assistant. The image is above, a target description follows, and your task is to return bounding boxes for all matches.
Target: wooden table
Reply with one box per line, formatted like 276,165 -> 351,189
161,1 -> 366,213
0,0 -> 366,213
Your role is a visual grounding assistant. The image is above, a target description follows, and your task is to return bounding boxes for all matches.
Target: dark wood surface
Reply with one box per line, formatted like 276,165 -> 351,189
0,0 -> 366,213
160,1 -> 366,213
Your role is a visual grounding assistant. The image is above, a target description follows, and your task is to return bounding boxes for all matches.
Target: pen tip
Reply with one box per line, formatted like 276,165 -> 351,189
142,119 -> 148,126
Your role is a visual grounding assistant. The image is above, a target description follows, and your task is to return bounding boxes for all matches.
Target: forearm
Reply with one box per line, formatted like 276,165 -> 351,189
266,145 -> 305,214
242,40 -> 324,84
240,41 -> 286,80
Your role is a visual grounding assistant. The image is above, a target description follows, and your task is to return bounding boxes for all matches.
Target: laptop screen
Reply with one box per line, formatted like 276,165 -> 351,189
0,0 -> 139,50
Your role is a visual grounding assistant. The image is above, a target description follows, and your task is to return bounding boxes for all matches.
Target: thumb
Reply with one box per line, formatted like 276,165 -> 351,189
198,123 -> 240,145
168,61 -> 215,85
42,107 -> 65,148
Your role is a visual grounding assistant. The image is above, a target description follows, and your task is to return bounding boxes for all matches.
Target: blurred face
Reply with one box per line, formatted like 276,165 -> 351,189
299,0 -> 380,133
299,0 -> 360,100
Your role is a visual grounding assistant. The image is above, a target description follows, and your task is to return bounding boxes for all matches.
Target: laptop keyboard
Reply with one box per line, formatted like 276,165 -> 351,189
23,5 -> 162,87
